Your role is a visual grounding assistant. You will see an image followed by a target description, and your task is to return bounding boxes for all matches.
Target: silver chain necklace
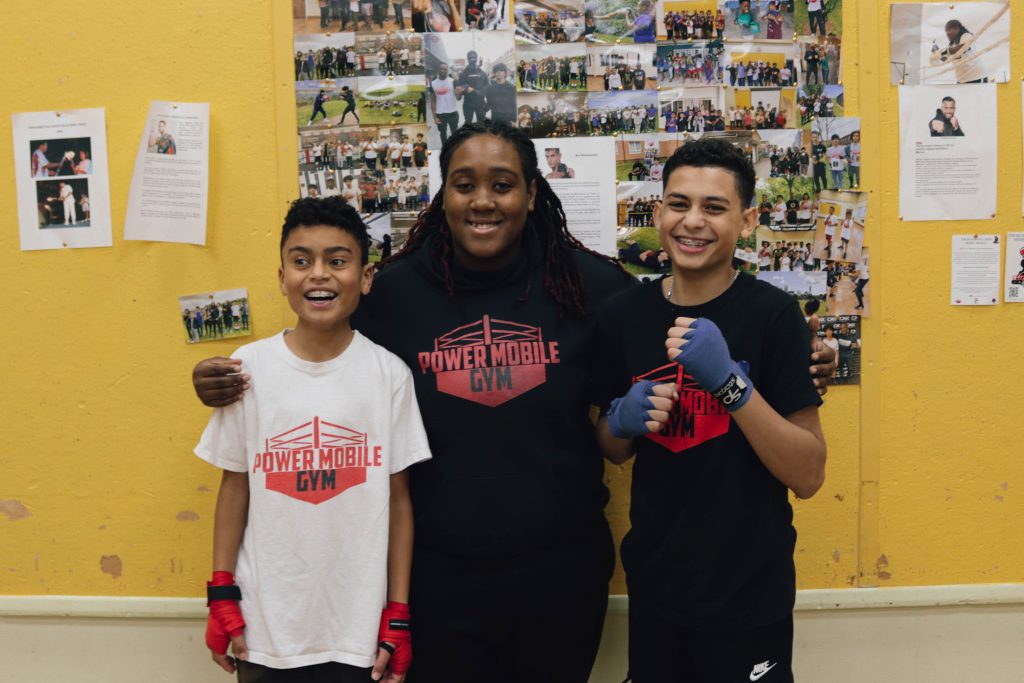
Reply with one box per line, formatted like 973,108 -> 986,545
665,268 -> 739,303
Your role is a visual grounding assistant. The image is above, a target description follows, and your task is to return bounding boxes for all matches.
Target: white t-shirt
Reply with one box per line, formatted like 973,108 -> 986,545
824,215 -> 838,236
194,331 -> 432,670
840,219 -> 852,240
607,71 -> 622,89
430,77 -> 459,114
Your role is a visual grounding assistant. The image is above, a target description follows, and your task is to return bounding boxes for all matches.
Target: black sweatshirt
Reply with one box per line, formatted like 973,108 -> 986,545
352,233 -> 634,559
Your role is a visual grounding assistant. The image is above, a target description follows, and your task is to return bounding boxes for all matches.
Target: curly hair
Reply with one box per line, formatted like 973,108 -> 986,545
281,195 -> 371,265
381,121 -> 624,317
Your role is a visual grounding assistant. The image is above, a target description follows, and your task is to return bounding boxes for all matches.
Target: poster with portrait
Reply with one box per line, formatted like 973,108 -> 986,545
1005,233 -> 1024,303
890,2 -> 1009,85
533,136 -> 617,255
898,84 -> 996,221
12,108 -> 112,251
816,314 -> 860,385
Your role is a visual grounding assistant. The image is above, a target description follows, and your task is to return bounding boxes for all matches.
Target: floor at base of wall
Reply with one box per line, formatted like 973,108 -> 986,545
3,602 -> 1023,682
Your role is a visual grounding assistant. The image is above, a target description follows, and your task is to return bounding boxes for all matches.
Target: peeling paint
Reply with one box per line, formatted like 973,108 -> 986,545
176,510 -> 200,522
197,485 -> 212,493
876,554 -> 891,580
833,493 -> 845,502
832,549 -> 841,563
994,495 -> 1004,502
999,482 -> 1008,490
0,499 -> 31,521
100,555 -> 122,579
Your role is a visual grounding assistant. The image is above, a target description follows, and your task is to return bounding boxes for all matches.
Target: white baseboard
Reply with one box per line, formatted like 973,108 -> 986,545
5,583 -> 1023,619
2,585 -> 1023,682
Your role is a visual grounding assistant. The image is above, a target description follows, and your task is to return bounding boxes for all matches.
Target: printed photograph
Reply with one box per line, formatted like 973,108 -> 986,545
464,0 -> 511,30
722,41 -> 798,88
294,33 -> 357,80
296,80 -> 362,130
35,178 -> 91,229
655,42 -> 724,86
424,31 -> 517,146
146,118 -> 178,154
178,288 -> 251,345
756,271 -> 827,314
657,0 -> 722,42
824,249 -> 870,316
354,33 -> 424,77
586,0 -> 657,44
752,226 -> 820,272
585,90 -> 660,134
357,75 -> 427,126
809,189 -> 867,264
808,116 -> 860,188
614,133 -> 685,180
796,83 -> 843,126
516,91 -> 588,137
890,2 -> 1008,85
299,168 -> 360,210
816,314 -> 860,385
588,44 -> 657,90
299,125 -> 430,174
723,0 -> 794,41
514,0 -> 587,44
518,43 -> 588,92
363,212 -> 394,263
28,138 -> 92,178
794,0 -> 841,39
615,184 -> 668,277
796,34 -> 840,86
658,85 -> 726,132
723,86 -> 797,129
359,167 -> 431,213
293,0 -> 412,34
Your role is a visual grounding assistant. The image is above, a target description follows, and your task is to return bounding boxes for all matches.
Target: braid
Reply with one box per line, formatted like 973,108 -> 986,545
379,121 -> 627,317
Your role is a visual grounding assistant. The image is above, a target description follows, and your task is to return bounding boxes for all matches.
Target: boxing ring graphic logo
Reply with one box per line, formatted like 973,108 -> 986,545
634,362 -> 730,452
417,315 -> 561,407
253,417 -> 383,504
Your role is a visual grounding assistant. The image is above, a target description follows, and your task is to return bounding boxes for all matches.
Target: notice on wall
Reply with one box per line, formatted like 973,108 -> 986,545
532,136 -> 616,256
951,234 -> 1000,305
898,84 -> 996,221
1005,232 -> 1024,303
124,101 -> 210,244
11,108 -> 112,251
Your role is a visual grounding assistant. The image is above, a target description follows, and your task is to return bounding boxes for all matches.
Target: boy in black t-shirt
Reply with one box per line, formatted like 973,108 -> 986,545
594,137 -> 826,683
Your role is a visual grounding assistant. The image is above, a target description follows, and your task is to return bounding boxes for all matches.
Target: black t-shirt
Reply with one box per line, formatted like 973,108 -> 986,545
812,142 -> 827,167
593,274 -> 822,632
352,234 -> 635,559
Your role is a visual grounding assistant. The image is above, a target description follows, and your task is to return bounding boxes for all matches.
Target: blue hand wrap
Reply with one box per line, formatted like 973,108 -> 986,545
607,380 -> 658,438
675,318 -> 754,411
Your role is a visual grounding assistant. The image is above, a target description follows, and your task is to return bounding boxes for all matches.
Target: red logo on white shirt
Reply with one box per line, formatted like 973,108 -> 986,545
253,417 -> 382,504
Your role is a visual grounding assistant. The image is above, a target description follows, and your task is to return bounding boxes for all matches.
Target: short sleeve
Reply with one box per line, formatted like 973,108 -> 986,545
388,363 -> 432,474
758,302 -> 823,418
194,398 -> 248,472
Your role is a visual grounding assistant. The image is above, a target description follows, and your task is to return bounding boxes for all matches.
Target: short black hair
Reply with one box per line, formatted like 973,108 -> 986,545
941,96 -> 955,104
662,137 -> 756,208
281,196 -> 371,264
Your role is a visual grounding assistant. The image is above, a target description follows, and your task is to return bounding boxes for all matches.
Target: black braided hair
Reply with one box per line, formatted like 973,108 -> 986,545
380,121 -> 625,317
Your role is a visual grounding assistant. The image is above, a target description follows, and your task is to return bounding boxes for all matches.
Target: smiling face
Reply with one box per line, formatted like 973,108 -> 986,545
278,225 -> 372,332
655,165 -> 755,277
443,134 -> 537,271
941,99 -> 956,120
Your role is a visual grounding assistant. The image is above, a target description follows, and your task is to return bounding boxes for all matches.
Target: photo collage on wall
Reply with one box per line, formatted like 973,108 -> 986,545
291,0 -> 867,365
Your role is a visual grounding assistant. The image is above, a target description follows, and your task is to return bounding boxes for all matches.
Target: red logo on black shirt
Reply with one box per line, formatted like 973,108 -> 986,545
416,315 -> 560,407
635,363 -> 730,452
252,417 -> 382,504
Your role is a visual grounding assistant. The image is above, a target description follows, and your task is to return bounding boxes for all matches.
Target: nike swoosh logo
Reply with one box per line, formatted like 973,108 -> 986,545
749,662 -> 777,681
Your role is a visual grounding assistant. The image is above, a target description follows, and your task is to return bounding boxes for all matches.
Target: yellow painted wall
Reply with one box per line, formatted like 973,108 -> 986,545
1,0 -> 1022,599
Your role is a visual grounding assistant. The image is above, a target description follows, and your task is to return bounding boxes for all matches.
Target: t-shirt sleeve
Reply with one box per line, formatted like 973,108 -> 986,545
758,302 -> 823,418
388,362 -> 432,474
194,393 -> 249,473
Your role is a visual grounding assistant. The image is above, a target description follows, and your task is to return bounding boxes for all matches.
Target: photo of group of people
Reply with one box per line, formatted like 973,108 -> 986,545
30,138 -> 94,229
178,288 -> 251,345
286,0 -> 861,344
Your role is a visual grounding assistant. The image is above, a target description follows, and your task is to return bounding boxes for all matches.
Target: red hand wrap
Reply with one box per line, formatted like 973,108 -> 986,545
377,601 -> 412,675
206,571 -> 245,654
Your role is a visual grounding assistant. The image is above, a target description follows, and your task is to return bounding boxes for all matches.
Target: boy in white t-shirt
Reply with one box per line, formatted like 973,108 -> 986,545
196,196 -> 431,683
